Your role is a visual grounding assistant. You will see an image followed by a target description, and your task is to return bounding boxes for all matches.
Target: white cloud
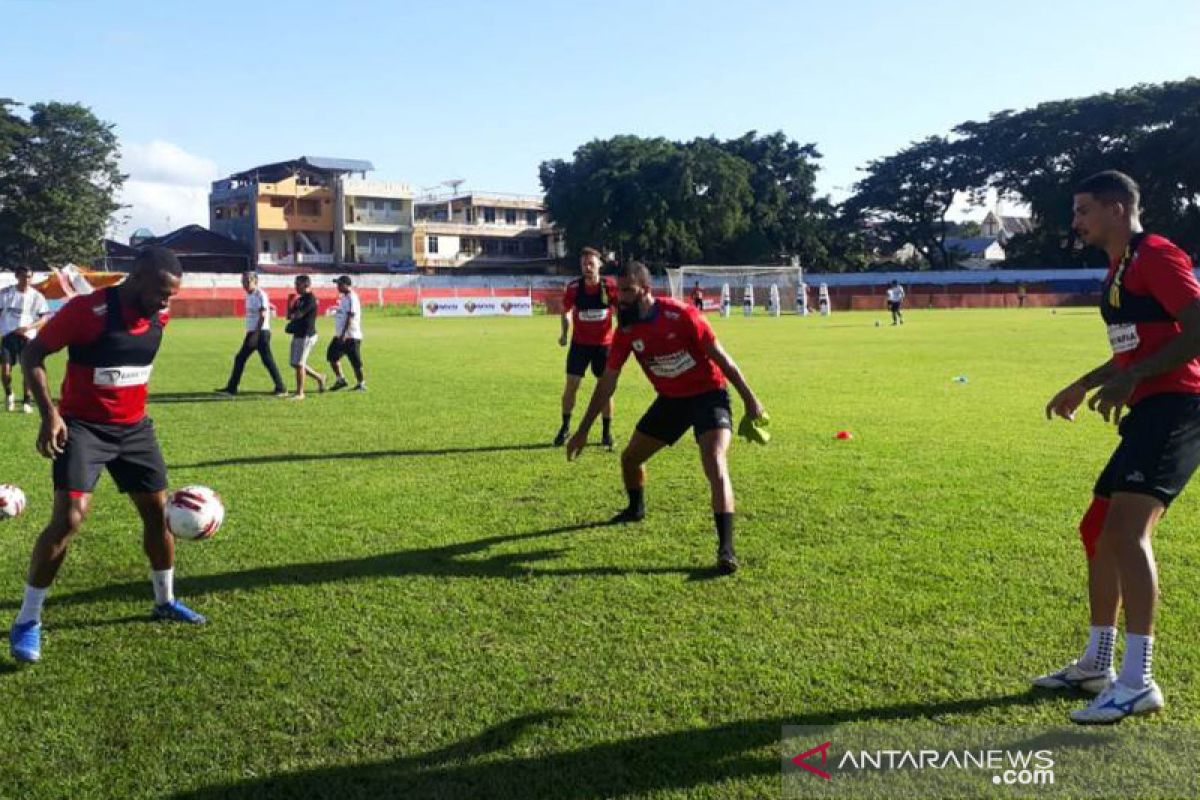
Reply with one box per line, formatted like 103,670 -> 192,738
113,140 -> 220,240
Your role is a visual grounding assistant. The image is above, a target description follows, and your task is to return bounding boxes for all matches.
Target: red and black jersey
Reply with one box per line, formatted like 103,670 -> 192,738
563,277 -> 617,346
607,297 -> 725,398
1100,233 -> 1200,406
38,288 -> 168,425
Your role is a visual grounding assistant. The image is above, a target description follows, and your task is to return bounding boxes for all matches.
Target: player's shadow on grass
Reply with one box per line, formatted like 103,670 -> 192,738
0,521 -> 713,615
171,443 -> 558,468
149,391 -> 284,404
168,692 -> 1067,800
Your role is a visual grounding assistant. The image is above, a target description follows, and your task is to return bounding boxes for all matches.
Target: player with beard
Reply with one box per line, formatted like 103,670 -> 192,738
566,261 -> 766,574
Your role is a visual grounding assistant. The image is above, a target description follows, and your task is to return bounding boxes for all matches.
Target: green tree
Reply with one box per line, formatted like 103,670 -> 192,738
843,136 -> 976,269
0,101 -> 123,268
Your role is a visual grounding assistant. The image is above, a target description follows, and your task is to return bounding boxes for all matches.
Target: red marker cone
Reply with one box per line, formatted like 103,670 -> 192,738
835,430 -> 853,440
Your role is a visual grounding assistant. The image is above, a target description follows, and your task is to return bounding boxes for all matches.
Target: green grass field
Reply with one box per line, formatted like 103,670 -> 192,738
0,307 -> 1197,799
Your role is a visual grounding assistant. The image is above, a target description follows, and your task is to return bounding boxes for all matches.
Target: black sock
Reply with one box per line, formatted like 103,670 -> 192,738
602,417 -> 612,437
627,487 -> 644,513
714,512 -> 734,554
559,413 -> 571,433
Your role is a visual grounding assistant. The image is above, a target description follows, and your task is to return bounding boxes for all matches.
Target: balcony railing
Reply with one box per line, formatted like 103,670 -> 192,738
259,253 -> 335,266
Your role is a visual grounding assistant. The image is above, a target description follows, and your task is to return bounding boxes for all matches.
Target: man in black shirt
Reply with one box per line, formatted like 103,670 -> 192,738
285,275 -> 325,399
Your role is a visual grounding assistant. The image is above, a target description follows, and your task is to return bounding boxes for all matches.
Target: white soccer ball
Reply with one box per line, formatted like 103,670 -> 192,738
0,484 -> 27,521
165,485 -> 225,541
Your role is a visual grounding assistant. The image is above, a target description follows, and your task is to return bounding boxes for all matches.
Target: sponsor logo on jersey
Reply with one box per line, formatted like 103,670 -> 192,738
92,365 -> 153,387
646,350 -> 696,378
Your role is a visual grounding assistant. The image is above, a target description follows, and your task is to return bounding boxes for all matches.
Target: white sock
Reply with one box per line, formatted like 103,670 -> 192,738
1118,633 -> 1154,689
15,584 -> 48,626
151,568 -> 174,605
1081,625 -> 1117,671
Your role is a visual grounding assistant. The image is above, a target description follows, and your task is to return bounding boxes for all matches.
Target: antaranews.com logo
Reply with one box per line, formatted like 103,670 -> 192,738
781,725 -> 1198,799
789,739 -> 1054,788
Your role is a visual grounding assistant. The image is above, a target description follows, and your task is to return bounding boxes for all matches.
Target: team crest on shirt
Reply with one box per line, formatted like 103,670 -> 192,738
632,339 -> 645,352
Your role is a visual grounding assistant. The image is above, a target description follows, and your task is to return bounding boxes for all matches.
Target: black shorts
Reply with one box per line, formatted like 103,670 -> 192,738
326,337 -> 363,369
53,416 -> 168,495
1093,392 -> 1200,507
888,301 -> 902,313
566,342 -> 608,378
635,388 -> 734,445
1,332 -> 25,367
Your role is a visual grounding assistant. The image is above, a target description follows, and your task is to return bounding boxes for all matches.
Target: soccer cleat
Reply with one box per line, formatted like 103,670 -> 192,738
601,433 -> 615,451
273,390 -> 289,398
553,429 -> 569,447
329,378 -> 348,392
1070,680 -> 1164,724
288,394 -> 306,401
609,506 -> 645,524
213,387 -> 236,397
717,547 -> 739,575
21,402 -> 32,414
1032,660 -> 1116,694
9,620 -> 41,663
351,384 -> 366,392
152,599 -> 207,624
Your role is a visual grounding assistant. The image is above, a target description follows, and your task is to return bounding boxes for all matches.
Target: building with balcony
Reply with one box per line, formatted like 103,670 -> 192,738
340,179 -> 414,267
209,156 -> 374,269
412,192 -> 566,271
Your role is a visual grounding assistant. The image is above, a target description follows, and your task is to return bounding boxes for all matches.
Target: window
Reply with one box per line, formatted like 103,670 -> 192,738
526,210 -> 538,226
355,198 -> 368,209
460,238 -> 477,255
465,208 -> 476,224
297,199 -> 319,216
505,209 -> 517,225
214,207 -> 226,220
388,200 -> 400,211
503,239 -> 520,255
428,236 -> 439,254
262,240 -> 270,253
483,207 -> 496,224
374,200 -> 385,211
270,198 -> 288,208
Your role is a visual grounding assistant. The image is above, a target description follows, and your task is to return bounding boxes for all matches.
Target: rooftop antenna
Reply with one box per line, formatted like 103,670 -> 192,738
443,178 -> 465,195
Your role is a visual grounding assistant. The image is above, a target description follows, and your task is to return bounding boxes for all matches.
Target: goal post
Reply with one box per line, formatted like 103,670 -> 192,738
667,265 -> 805,314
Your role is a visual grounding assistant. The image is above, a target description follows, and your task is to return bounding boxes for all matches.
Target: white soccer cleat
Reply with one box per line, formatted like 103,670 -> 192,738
1032,660 -> 1115,694
1070,680 -> 1163,724
21,402 -> 31,414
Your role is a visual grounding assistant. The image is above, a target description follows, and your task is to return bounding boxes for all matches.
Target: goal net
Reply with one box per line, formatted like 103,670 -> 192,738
667,265 -> 804,314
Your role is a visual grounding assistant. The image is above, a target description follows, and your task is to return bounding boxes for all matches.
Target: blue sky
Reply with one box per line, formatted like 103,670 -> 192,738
2,0 -> 1198,236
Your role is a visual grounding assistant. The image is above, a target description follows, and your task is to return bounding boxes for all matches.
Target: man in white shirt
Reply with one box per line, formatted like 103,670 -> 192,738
886,280 -> 906,325
1,266 -> 51,413
215,272 -> 287,397
327,275 -> 365,391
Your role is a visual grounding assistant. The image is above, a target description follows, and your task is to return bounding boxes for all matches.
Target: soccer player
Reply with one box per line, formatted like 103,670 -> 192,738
555,247 -> 617,448
327,275 -> 365,391
1,265 -> 50,413
566,261 -> 767,575
886,280 -> 905,325
285,275 -> 325,399
215,271 -> 287,397
691,281 -> 704,310
9,247 -> 205,665
1039,171 -> 1200,723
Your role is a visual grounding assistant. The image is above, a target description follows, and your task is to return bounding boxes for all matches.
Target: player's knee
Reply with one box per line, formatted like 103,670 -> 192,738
1079,496 -> 1110,560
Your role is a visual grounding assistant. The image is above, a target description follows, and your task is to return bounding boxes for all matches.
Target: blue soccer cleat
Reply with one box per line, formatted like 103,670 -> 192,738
152,599 -> 207,624
9,620 -> 42,663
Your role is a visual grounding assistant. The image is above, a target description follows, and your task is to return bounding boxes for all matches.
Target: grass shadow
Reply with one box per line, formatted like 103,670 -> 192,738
171,443 -> 559,468
0,520 -> 715,612
168,692 -> 1060,800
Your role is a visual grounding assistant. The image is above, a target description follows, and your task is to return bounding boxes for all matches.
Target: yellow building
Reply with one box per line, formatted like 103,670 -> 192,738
210,156 -> 374,268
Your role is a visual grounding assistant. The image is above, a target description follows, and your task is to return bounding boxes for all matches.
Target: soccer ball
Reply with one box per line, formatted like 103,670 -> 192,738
165,485 -> 225,541
0,484 -> 27,521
